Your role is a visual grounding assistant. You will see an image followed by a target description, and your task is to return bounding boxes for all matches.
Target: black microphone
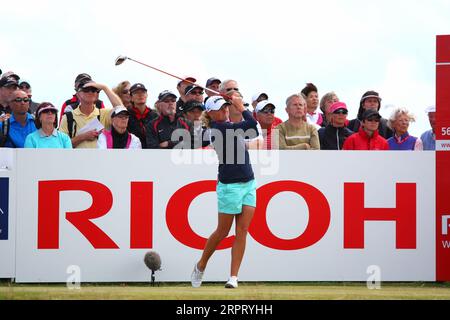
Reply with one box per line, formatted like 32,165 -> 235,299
144,251 -> 161,286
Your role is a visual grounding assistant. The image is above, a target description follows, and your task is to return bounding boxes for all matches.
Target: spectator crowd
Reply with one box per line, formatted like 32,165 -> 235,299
0,69 -> 436,151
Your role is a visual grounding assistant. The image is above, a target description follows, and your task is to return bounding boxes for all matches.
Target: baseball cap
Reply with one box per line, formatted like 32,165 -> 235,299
255,100 -> 275,113
205,96 -> 230,112
111,106 -> 129,117
178,76 -> 196,86
425,105 -> 436,113
184,100 -> 205,112
74,73 -> 92,90
252,92 -> 268,103
361,109 -> 381,120
185,85 -> 204,95
206,77 -> 221,87
19,80 -> 31,89
329,102 -> 348,114
158,90 -> 177,101
360,90 -> 382,103
0,74 -> 19,88
130,83 -> 147,94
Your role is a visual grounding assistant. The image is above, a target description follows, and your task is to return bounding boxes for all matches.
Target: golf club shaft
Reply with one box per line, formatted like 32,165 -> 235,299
127,57 -> 222,97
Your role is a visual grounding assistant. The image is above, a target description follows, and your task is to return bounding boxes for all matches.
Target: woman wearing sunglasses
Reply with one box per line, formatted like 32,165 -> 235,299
24,103 -> 72,149
318,102 -> 354,150
343,109 -> 389,150
113,81 -> 132,109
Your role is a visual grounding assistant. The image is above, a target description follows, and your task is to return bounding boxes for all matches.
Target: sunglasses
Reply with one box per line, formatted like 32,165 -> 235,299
81,87 -> 100,93
259,109 -> 275,114
333,109 -> 348,115
40,109 -> 57,114
189,90 -> 204,95
13,97 -> 30,103
366,117 -> 380,122
226,88 -> 239,92
121,89 -> 130,94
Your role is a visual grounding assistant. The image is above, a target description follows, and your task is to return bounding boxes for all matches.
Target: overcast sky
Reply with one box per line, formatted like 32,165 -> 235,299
2,0 -> 449,136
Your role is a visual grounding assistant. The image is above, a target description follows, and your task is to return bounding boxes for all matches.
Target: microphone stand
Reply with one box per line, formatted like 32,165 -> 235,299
151,270 -> 156,287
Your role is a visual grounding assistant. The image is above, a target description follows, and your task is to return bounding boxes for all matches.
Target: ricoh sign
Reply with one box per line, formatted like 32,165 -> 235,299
2,149 -> 441,282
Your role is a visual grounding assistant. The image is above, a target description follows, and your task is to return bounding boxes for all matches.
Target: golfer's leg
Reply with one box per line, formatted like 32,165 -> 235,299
230,205 -> 255,277
197,213 -> 234,271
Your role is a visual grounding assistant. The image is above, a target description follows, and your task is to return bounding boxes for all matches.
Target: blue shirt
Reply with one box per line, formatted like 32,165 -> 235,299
24,129 -> 72,149
0,113 -> 37,148
420,129 -> 435,151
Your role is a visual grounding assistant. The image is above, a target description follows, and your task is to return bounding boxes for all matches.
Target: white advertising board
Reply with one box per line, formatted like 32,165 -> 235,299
8,149 -> 435,283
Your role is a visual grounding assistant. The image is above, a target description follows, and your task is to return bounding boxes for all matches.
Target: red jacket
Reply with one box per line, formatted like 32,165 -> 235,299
343,128 -> 389,150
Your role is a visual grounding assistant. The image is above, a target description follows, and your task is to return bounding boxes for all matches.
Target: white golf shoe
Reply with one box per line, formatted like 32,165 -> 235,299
191,263 -> 204,288
225,276 -> 238,288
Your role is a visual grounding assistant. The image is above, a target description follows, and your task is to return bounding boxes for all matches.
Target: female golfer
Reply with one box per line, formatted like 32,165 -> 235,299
191,93 -> 258,289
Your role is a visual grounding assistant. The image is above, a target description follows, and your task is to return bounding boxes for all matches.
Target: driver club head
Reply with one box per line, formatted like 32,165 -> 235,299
115,55 -> 128,66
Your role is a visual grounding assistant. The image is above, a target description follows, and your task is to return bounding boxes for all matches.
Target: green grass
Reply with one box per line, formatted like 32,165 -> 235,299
1,282 -> 450,300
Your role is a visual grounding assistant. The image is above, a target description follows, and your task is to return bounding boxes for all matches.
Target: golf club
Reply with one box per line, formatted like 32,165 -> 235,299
115,55 -> 226,98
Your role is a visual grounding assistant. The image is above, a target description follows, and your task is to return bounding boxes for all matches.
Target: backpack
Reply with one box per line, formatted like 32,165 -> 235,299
0,118 -> 16,148
65,111 -> 101,139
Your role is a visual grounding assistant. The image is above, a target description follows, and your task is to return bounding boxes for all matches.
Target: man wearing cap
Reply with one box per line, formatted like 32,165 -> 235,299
127,83 -> 159,148
0,73 -> 19,116
19,81 -> 40,115
276,94 -> 320,150
254,100 -> 283,149
318,102 -> 354,150
348,90 -> 393,139
205,78 -> 221,100
251,92 -> 269,110
420,105 -> 436,151
184,85 -> 205,105
0,90 -> 37,148
24,103 -> 72,149
60,73 -> 105,122
97,106 -> 141,149
343,109 -> 389,150
176,76 -> 196,116
59,81 -> 122,149
146,90 -> 192,149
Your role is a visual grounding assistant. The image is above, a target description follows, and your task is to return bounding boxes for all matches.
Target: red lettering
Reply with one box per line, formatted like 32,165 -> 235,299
344,183 -> 416,249
130,182 -> 153,249
166,180 -> 234,250
38,180 -> 118,249
249,181 -> 331,250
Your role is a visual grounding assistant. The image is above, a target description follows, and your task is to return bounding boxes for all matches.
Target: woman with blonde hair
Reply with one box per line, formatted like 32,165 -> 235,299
112,81 -> 132,108
387,107 -> 422,150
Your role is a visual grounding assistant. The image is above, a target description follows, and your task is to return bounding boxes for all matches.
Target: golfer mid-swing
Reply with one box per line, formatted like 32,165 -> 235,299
191,93 -> 258,289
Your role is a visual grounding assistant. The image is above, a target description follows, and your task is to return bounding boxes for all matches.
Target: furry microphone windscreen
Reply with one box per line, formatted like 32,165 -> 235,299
144,251 -> 161,272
